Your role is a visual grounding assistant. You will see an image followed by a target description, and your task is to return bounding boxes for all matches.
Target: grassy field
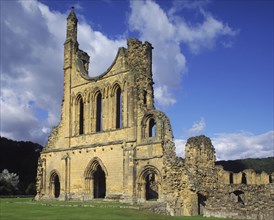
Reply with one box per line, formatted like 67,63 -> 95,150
0,198 -> 235,220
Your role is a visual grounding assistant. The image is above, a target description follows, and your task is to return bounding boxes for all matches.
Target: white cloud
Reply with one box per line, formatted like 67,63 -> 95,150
0,87 -> 48,144
212,131 -> 274,161
188,117 -> 206,135
174,131 -> 274,160
169,0 -> 210,13
0,0 -> 238,146
174,138 -> 187,158
174,117 -> 206,158
77,25 -> 126,76
154,86 -> 176,106
128,0 -> 238,107
175,13 -> 238,54
0,0 -> 125,145
129,0 -> 186,108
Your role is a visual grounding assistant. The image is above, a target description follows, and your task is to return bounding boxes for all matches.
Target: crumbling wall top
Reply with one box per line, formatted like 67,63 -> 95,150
186,135 -> 214,149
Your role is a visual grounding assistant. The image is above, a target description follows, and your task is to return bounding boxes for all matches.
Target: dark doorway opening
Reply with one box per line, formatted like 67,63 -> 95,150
54,175 -> 60,198
145,173 -> 158,200
93,165 -> 106,198
198,193 -> 207,215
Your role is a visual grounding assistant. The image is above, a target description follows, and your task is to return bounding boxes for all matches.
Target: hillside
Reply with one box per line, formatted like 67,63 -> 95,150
216,157 -> 274,174
1,136 -> 273,195
0,136 -> 43,194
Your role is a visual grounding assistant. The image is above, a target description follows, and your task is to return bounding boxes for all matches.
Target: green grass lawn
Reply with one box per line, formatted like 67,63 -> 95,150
0,198 -> 234,220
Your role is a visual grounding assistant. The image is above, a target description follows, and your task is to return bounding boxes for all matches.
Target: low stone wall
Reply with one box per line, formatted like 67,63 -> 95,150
140,201 -> 168,215
204,184 -> 274,220
161,136 -> 274,220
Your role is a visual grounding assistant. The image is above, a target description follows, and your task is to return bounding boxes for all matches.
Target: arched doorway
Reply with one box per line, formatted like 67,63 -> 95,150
84,158 -> 107,199
145,173 -> 158,200
137,165 -> 161,201
198,193 -> 207,215
93,165 -> 106,198
54,175 -> 60,198
50,171 -> 60,198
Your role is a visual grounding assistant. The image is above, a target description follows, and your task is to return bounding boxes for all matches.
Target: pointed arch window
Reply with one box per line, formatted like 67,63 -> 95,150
79,97 -> 84,135
116,87 -> 122,129
96,92 -> 102,132
148,118 -> 155,137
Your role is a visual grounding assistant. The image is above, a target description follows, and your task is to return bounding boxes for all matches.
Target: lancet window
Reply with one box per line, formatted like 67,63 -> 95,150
116,87 -> 122,129
96,92 -> 102,132
79,97 -> 84,135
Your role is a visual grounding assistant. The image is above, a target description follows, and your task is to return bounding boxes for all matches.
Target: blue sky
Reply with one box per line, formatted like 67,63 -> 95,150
1,0 -> 273,160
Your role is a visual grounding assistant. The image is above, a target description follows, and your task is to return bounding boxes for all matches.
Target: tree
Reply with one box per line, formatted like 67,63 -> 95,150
25,182 -> 36,195
0,169 -> 20,195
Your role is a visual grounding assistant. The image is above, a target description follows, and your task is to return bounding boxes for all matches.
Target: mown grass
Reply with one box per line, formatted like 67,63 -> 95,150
0,198 -> 235,220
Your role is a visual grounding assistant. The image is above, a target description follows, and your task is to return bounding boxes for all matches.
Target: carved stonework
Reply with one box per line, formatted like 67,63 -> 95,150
37,8 -> 274,220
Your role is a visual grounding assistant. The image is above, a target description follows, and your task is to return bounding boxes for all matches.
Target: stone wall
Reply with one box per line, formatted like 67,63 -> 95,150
36,8 -> 167,205
35,8 -> 273,220
204,184 -> 274,220
160,135 -> 274,220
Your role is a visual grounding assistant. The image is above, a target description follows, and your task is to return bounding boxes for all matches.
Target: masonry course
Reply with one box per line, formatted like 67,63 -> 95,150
35,8 -> 274,219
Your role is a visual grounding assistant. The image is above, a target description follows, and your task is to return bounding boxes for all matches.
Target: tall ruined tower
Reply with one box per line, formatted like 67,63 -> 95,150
36,7 -> 173,203
62,7 -> 78,147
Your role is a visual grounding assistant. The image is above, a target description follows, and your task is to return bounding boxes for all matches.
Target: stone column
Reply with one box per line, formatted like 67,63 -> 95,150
90,177 -> 94,199
141,182 -> 146,201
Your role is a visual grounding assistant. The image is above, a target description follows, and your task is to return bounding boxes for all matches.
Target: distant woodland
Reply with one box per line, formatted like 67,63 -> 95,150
0,137 -> 42,195
216,157 -> 274,175
0,136 -> 273,195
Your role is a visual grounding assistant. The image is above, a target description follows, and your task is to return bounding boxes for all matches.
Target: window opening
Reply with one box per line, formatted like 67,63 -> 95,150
148,118 -> 155,137
144,91 -> 147,105
233,190 -> 245,205
116,87 -> 122,129
96,93 -> 102,132
229,172 -> 233,184
79,97 -> 84,134
241,173 -> 247,184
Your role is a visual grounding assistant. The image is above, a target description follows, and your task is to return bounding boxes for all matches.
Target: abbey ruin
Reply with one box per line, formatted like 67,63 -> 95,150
35,8 -> 274,219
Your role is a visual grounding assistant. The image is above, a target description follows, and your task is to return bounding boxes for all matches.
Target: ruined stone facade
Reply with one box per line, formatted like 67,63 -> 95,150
36,8 -> 274,219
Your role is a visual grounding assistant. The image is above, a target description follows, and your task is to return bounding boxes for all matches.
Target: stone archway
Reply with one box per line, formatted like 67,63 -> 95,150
137,165 -> 161,202
145,172 -> 158,200
50,171 -> 60,198
84,158 -> 108,199
93,165 -> 106,198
